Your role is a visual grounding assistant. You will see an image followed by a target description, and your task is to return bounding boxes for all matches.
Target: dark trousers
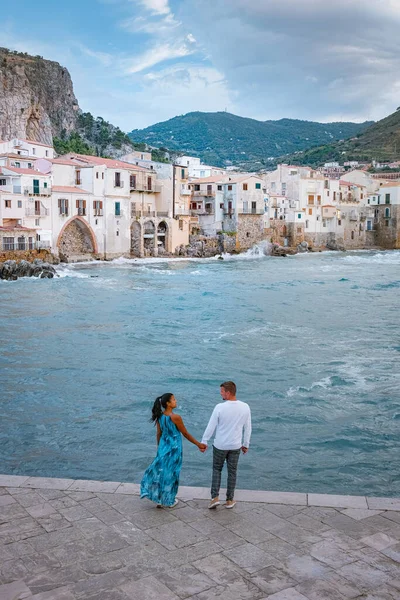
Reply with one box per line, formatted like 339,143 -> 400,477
211,446 -> 241,501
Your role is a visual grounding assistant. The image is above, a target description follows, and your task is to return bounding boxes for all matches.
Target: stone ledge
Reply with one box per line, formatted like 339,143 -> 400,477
1,476 -> 399,510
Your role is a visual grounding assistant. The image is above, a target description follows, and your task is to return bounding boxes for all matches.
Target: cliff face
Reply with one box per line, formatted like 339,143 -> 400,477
0,48 -> 79,145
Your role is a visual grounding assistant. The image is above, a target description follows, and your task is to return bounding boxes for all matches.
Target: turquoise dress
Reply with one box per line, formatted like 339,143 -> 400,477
140,414 -> 183,506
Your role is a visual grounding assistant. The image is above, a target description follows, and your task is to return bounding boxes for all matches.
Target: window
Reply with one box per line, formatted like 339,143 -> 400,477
333,191 -> 336,201
385,193 -> 390,204
338,219 -> 341,225
385,219 -> 390,227
116,230 -> 119,236
5,199 -> 11,208
44,182 -> 48,188
32,148 -> 36,155
316,215 -> 320,221
308,195 -> 314,205
93,200 -> 103,216
322,219 -> 327,227
367,198 -> 370,204
96,172 -> 99,179
147,176 -> 152,191
377,196 -> 380,204
181,168 -> 185,179
194,184 -> 200,191
308,208 -> 312,215
2,237 -> 14,250
0,179 -> 6,186
58,198 -> 69,216
102,172 -> 104,180
130,175 -> 137,189
385,207 -> 390,218
324,180 -> 329,189
305,220 -> 309,229
243,183 -> 248,191
339,192 -> 343,201
367,220 -> 372,231
361,193 -> 363,200
297,213 -> 302,219
228,185 -> 232,191
18,200 -> 22,208
28,237 -> 34,250
217,185 -> 222,191
15,162 -> 20,168
115,172 -> 121,187
35,218 -> 40,226
255,183 -> 261,189
317,195 -> 321,205
220,203 -> 224,209
75,170 -> 81,185
76,199 -> 86,216
17,236 -> 26,251
45,150 -> 48,157
179,219 -> 183,231
327,190 -> 330,197
28,163 -> 32,169
351,231 -> 354,240
115,202 -> 121,216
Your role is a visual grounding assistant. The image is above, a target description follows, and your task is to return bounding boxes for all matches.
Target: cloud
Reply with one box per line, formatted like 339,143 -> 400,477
122,42 -> 195,74
176,0 -> 400,122
136,0 -> 171,15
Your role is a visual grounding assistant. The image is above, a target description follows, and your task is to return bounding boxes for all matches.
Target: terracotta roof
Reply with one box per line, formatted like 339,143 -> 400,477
0,153 -> 32,159
1,166 -> 42,175
60,153 -> 150,171
52,185 -> 91,193
0,224 -> 34,231
51,158 -> 86,167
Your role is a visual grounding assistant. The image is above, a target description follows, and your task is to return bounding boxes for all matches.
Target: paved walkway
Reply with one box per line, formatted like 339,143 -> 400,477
0,475 -> 400,600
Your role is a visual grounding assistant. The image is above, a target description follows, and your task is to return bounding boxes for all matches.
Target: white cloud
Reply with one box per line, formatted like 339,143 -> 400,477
135,0 -> 171,15
122,43 -> 195,74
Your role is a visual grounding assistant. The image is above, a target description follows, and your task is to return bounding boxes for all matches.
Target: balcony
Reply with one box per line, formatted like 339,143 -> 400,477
192,190 -> 215,197
131,209 -> 157,218
180,188 -> 191,196
191,208 -> 215,216
174,209 -> 191,216
114,180 -> 125,188
130,183 -> 160,193
24,185 -> 51,196
25,205 -> 49,217
239,208 -> 265,215
0,184 -> 22,194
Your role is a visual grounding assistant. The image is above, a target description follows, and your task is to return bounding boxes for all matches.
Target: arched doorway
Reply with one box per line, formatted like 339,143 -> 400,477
131,221 -> 142,257
57,217 -> 97,262
157,221 -> 169,254
143,220 -> 155,255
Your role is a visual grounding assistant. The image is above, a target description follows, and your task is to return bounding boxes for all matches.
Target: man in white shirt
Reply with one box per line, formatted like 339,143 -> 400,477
202,381 -> 251,509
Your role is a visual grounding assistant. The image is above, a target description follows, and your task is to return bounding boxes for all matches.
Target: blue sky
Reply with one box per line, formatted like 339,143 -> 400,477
2,0 -> 400,131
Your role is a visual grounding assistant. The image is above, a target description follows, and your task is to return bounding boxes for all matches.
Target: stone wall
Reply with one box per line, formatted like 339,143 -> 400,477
237,214 -> 264,250
176,233 -> 236,258
58,220 -> 95,262
0,249 -> 53,263
374,205 -> 400,249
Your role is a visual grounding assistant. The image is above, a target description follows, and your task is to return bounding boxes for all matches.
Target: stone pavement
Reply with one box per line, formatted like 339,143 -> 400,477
1,476 -> 400,600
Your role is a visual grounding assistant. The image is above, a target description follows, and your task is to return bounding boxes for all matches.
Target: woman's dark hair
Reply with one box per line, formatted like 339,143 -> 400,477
151,393 -> 173,422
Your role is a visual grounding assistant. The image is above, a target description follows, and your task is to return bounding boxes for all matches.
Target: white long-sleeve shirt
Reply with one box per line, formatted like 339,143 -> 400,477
202,400 -> 252,450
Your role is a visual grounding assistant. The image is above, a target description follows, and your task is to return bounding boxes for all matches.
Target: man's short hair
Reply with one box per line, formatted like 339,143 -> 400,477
220,381 -> 236,395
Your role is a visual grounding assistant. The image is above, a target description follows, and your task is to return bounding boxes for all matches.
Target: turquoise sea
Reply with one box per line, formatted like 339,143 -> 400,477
1,248 -> 399,496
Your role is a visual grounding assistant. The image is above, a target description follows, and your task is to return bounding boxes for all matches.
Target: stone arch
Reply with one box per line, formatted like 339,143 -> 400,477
57,216 -> 98,262
157,220 -> 169,253
131,221 -> 142,257
143,219 -> 155,255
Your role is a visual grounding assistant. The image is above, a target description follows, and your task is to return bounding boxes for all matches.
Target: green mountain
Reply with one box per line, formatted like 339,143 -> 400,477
278,108 -> 400,168
129,112 -> 373,168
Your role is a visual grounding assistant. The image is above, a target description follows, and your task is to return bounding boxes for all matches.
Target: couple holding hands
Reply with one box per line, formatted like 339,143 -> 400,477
140,381 -> 252,510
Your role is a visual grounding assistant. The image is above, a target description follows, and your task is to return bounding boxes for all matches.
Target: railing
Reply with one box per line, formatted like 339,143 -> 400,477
130,183 -> 160,193
114,181 -> 125,188
24,185 -> 51,196
191,190 -> 215,197
174,209 -> 190,216
94,210 -> 103,217
77,208 -> 87,216
180,189 -> 191,195
131,209 -> 157,218
239,208 -> 265,214
191,208 -> 215,216
157,211 -> 170,217
36,241 -> 51,249
25,206 -> 49,217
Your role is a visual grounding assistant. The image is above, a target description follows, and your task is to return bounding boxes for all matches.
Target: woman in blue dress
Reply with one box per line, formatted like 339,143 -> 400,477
141,393 -> 206,507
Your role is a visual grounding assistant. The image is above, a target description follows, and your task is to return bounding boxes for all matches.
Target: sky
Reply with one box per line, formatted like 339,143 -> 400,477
2,0 -> 400,132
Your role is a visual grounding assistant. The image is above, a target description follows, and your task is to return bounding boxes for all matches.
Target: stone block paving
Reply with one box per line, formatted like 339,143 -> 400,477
0,476 -> 400,599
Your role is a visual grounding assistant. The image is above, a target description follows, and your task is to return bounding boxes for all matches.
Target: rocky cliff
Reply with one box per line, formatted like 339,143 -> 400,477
0,48 -> 79,145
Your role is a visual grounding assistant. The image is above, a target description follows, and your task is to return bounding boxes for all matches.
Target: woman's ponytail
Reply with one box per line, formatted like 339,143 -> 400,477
151,393 -> 173,422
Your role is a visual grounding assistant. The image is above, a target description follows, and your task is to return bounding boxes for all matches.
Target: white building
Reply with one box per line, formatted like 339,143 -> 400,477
0,138 -> 54,160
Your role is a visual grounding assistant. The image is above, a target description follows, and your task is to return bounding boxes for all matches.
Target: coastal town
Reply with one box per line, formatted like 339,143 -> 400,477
0,137 -> 399,264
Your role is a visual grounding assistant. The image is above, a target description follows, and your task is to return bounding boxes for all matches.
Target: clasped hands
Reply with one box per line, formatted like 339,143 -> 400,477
198,444 -> 248,454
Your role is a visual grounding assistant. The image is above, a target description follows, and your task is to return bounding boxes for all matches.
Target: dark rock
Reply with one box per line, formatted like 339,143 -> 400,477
15,260 -> 33,278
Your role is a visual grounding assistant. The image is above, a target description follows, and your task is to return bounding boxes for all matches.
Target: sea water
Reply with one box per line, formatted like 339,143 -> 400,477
1,249 -> 399,496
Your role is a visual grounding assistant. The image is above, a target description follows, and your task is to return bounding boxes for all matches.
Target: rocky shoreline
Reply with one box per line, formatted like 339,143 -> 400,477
0,259 -> 58,280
